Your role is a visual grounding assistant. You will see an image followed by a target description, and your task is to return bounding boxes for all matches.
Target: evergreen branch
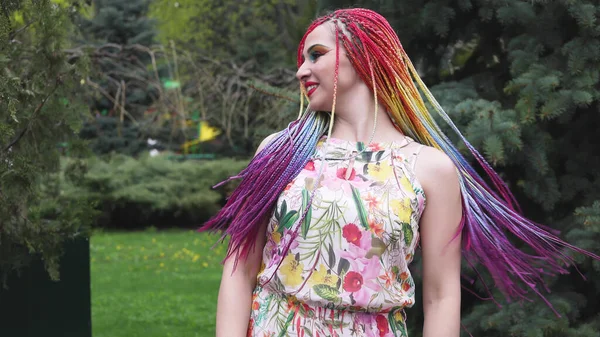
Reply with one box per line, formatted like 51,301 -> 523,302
0,1 -> 11,22
8,20 -> 37,41
0,2 -> 37,52
247,80 -> 299,103
2,79 -> 60,152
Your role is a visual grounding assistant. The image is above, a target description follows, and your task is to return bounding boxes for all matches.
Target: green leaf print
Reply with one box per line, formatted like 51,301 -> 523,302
302,326 -> 315,337
357,141 -> 365,152
278,311 -> 295,337
337,258 -> 350,276
274,206 -> 280,221
366,237 -> 387,258
301,189 -> 312,239
395,220 -> 414,246
375,150 -> 385,162
281,200 -> 287,218
401,222 -> 414,246
389,309 -> 408,337
327,243 -> 336,269
256,293 -> 272,326
351,186 -> 370,230
281,210 -> 299,230
275,201 -> 288,233
357,142 -> 373,162
313,284 -> 340,302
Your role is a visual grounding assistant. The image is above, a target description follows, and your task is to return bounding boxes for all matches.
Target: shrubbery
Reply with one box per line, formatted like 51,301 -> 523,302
61,154 -> 248,229
0,0 -> 95,281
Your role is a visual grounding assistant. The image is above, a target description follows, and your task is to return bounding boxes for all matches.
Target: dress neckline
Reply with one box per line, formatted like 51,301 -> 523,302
318,135 -> 414,151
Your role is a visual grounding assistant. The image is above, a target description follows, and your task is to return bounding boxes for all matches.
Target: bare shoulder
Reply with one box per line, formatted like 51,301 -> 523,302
412,145 -> 459,194
255,132 -> 279,156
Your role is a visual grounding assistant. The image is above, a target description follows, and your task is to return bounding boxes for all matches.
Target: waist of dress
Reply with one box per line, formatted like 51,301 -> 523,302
261,286 -> 408,315
250,286 -> 411,336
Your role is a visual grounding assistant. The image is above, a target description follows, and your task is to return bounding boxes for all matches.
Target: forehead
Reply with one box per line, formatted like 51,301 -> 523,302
302,23 -> 336,52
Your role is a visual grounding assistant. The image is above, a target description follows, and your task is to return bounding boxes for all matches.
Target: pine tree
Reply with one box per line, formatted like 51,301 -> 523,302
315,1 -> 600,335
81,0 -> 155,46
76,0 -> 160,155
78,0 -> 157,117
0,0 -> 95,281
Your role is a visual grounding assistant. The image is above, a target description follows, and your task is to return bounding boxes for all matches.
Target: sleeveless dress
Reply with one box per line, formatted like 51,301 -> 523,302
248,136 -> 426,337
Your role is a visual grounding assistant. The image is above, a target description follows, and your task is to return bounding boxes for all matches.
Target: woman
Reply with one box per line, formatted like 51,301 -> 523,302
202,8 -> 599,337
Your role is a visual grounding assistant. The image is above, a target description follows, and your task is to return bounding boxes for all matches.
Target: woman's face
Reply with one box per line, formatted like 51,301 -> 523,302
296,22 -> 361,112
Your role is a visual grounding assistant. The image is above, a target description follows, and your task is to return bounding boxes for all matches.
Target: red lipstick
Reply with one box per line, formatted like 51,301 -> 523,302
305,81 -> 318,97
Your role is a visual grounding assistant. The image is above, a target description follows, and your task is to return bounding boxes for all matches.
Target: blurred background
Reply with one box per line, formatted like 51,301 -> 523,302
0,0 -> 599,336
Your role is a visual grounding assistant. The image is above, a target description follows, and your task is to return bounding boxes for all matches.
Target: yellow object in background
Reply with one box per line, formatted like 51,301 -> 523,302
198,121 -> 220,142
181,121 -> 221,154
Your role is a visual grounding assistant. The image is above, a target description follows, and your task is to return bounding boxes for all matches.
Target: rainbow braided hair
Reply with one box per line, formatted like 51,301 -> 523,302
201,8 -> 600,311
200,109 -> 329,267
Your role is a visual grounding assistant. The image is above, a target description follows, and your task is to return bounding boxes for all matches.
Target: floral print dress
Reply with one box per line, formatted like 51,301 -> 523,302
248,136 -> 426,337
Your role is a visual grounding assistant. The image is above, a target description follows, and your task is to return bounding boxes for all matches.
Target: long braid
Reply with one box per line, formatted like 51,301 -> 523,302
202,14 -> 334,269
258,19 -> 347,285
296,8 -> 600,313
200,110 -> 329,265
201,8 -> 600,315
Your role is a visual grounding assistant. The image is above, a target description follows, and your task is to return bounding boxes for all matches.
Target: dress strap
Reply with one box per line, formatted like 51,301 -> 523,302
410,144 -> 425,171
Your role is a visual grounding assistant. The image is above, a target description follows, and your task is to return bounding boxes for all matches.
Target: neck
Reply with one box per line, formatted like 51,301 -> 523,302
327,81 -> 404,143
329,103 -> 403,144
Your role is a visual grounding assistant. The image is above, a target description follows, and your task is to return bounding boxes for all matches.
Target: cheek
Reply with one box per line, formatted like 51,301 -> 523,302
338,59 -> 361,88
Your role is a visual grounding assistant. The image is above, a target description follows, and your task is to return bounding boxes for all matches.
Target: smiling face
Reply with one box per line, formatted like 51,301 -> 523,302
296,22 -> 362,112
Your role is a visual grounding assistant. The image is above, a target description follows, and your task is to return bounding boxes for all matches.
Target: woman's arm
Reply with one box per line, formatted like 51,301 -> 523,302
215,221 -> 268,337
414,147 -> 463,337
215,134 -> 277,337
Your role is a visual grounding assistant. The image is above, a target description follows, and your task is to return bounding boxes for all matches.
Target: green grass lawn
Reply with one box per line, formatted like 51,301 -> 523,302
91,229 -> 227,337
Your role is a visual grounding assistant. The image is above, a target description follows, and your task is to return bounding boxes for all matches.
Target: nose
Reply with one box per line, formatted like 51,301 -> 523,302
295,61 -> 310,82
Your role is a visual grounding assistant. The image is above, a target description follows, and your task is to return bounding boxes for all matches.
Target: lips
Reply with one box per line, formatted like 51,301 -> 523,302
305,82 -> 318,97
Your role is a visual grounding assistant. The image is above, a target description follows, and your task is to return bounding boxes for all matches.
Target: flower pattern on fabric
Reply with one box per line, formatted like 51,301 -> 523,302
249,136 -> 426,337
279,253 -> 305,287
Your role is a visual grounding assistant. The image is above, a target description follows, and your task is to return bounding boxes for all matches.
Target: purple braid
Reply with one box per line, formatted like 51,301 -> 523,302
199,110 -> 329,265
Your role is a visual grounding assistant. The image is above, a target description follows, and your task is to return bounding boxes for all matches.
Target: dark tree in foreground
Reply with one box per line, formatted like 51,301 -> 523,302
0,0 -> 94,281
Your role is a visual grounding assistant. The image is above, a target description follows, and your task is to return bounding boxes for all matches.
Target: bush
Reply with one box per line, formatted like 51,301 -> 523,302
62,154 -> 248,229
